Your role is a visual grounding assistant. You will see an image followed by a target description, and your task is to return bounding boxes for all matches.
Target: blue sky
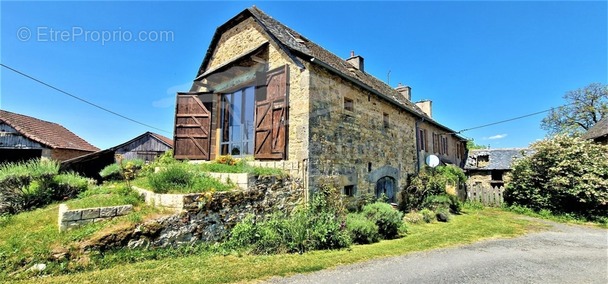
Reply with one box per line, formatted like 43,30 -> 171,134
1,1 -> 606,149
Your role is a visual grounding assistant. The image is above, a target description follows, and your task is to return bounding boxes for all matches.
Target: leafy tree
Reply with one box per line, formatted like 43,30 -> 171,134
541,83 -> 608,135
466,139 -> 488,150
505,135 -> 608,221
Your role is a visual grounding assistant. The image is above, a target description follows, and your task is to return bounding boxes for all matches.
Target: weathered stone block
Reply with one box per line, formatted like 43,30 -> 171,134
62,210 -> 82,221
100,207 -> 117,218
81,208 -> 100,220
115,205 -> 133,216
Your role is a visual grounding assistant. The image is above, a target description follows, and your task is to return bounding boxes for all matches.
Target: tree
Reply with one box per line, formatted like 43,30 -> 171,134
466,139 -> 488,150
504,135 -> 608,221
541,83 -> 608,135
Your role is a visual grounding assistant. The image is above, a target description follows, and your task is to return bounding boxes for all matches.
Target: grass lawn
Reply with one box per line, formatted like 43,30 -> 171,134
18,207 -> 543,284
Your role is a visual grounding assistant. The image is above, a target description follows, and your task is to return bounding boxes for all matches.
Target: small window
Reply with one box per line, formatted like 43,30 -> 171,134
368,162 -> 372,172
344,97 -> 354,112
419,129 -> 428,151
383,113 -> 389,128
344,185 -> 355,197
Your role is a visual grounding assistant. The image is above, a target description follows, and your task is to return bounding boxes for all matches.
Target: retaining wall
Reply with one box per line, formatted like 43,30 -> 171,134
58,204 -> 133,232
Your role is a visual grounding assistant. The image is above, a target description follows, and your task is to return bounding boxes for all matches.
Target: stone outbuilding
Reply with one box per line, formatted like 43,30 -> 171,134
0,110 -> 98,163
173,7 -> 467,201
464,148 -> 533,188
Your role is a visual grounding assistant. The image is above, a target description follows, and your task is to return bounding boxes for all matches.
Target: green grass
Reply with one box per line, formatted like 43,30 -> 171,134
0,184 -> 165,280
19,207 -> 540,284
197,161 -> 286,177
502,204 -> 608,228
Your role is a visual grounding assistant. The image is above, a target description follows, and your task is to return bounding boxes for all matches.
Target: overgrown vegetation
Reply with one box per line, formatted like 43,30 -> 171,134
399,165 -> 465,217
0,182 -> 155,280
9,207 -> 536,283
505,135 -> 608,222
0,159 -> 93,214
225,186 -> 351,254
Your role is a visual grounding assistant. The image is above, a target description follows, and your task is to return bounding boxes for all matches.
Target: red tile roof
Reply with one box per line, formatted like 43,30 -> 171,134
0,110 -> 99,152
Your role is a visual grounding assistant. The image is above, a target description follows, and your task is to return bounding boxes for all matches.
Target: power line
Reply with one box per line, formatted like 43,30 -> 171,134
1,63 -> 172,134
456,102 -> 575,134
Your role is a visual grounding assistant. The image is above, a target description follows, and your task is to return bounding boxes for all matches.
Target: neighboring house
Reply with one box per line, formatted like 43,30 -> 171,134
582,117 -> 608,144
0,110 -> 98,163
173,7 -> 467,201
61,132 -> 173,181
464,149 -> 532,188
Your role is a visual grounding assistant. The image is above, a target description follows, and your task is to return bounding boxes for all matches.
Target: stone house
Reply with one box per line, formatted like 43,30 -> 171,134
464,148 -> 532,188
582,117 -> 608,145
174,7 -> 467,201
0,110 -> 98,163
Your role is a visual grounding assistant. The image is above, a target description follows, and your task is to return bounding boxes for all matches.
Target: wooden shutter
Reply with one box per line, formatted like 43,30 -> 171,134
254,65 -> 289,159
174,93 -> 212,160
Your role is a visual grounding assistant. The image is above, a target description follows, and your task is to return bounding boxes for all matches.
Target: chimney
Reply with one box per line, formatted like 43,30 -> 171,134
395,83 -> 411,101
416,100 -> 432,118
346,50 -> 364,72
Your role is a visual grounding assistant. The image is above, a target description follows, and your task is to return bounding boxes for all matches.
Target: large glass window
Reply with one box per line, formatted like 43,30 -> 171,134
220,86 -> 255,156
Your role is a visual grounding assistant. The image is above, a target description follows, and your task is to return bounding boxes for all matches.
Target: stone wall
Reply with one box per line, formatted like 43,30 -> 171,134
83,176 -> 304,251
418,121 -> 467,168
196,17 -> 310,183
307,63 -> 418,197
58,204 -> 132,232
51,149 -> 95,162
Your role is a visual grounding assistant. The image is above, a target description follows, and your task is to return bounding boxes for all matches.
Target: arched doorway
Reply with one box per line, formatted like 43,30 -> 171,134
375,176 -> 396,202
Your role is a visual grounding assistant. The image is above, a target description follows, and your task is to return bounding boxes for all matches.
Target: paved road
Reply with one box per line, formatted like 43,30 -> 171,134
265,220 -> 608,284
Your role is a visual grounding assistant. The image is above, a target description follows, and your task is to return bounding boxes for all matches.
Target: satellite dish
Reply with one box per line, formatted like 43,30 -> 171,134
425,155 -> 440,168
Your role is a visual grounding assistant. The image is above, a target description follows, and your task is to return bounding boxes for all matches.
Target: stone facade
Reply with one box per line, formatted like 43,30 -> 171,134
83,176 -> 304,251
177,7 -> 466,202
307,63 -> 417,198
58,204 -> 133,232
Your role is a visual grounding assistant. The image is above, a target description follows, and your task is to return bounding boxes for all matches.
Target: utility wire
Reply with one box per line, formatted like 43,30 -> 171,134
1,63 -> 172,134
456,102 -> 576,134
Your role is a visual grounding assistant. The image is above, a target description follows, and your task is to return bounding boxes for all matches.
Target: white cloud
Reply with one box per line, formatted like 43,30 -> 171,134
485,134 -> 508,140
152,82 -> 193,108
152,96 -> 174,108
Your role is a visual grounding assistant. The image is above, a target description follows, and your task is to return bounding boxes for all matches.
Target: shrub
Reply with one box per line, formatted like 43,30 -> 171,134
400,165 -> 466,212
215,155 -> 239,166
99,163 -> 122,181
436,208 -> 451,222
420,208 -> 435,223
361,202 -> 403,239
0,159 -> 60,213
346,213 -> 380,244
148,163 -> 194,193
52,172 -> 93,199
345,193 -> 376,213
403,211 -> 424,224
226,189 -> 351,254
505,135 -> 608,221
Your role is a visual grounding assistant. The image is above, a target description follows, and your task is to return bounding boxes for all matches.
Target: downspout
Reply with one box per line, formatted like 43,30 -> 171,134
415,118 -> 424,173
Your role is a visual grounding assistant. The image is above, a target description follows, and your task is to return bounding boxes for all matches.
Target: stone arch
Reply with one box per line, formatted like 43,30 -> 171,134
375,176 -> 396,202
368,165 -> 399,202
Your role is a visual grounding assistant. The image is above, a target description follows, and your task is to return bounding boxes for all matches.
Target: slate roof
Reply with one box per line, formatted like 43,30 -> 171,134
0,110 -> 99,152
464,148 -> 533,170
197,6 -> 463,139
582,117 -> 608,140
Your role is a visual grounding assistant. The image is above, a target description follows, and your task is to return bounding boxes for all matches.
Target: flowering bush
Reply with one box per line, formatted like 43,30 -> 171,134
505,135 -> 608,221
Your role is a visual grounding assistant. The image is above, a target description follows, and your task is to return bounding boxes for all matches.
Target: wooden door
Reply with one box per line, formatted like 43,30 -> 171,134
174,93 -> 212,160
254,65 -> 289,159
